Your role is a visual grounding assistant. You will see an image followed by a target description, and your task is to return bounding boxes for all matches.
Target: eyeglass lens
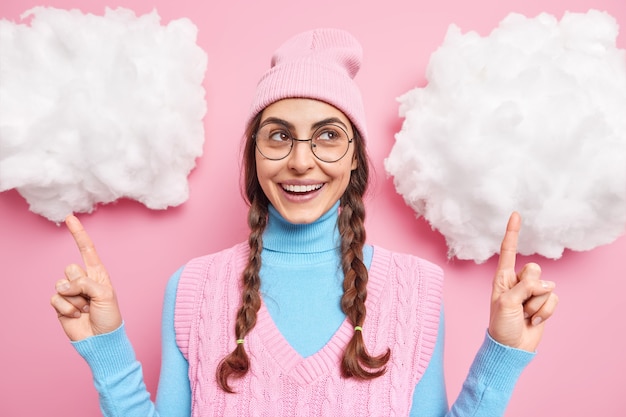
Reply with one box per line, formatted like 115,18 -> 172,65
255,123 -> 352,162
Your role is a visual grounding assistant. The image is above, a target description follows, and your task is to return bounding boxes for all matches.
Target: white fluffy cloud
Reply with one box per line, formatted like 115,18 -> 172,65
0,7 -> 208,222
385,10 -> 626,263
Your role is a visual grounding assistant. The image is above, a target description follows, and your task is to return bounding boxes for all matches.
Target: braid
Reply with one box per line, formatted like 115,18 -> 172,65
217,113 -> 267,393
339,129 -> 390,379
216,198 -> 267,392
339,188 -> 390,378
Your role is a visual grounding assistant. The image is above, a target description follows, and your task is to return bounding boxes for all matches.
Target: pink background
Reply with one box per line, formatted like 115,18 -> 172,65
1,0 -> 625,416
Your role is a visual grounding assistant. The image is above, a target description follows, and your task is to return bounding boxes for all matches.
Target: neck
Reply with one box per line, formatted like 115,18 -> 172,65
262,201 -> 341,254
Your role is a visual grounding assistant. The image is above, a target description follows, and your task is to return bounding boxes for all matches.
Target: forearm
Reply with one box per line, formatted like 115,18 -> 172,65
447,331 -> 534,417
72,324 -> 159,417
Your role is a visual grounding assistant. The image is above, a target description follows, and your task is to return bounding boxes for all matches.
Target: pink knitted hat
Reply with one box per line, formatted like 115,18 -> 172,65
248,28 -> 368,142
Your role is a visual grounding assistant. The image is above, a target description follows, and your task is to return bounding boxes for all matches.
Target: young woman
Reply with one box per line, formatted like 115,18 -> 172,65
51,28 -> 558,416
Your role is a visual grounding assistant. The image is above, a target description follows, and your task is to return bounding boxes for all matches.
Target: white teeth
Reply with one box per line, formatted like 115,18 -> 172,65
283,184 -> 323,193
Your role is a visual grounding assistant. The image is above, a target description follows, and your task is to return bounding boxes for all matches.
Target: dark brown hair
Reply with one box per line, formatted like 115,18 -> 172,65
216,112 -> 389,392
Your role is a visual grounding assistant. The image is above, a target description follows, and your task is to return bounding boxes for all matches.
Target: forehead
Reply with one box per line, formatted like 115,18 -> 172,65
260,98 -> 351,128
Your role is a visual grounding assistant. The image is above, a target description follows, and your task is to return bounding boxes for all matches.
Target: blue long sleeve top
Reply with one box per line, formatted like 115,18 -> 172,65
73,202 -> 534,416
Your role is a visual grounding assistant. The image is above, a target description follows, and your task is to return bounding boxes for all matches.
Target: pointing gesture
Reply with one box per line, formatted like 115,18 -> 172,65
50,215 -> 122,341
488,212 -> 559,352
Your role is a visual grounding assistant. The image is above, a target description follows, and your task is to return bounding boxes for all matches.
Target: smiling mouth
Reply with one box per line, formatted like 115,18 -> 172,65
282,183 -> 324,193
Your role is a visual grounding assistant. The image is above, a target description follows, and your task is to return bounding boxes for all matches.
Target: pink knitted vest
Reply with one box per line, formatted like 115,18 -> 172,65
175,242 -> 443,417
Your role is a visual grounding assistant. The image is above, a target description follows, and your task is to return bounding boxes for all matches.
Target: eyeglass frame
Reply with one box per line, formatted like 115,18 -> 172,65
253,122 -> 355,163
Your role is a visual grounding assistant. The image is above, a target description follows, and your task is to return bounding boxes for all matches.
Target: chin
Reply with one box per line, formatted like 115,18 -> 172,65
283,214 -> 319,225
278,207 -> 325,225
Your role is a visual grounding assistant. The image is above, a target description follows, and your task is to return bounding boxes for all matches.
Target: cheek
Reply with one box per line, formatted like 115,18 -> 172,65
255,154 -> 271,181
255,157 -> 279,195
330,163 -> 354,191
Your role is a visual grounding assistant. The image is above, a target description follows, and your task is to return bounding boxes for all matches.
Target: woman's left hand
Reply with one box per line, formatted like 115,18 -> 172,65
488,212 -> 559,352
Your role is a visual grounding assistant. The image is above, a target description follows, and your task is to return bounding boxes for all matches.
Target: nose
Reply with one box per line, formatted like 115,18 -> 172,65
287,139 -> 316,172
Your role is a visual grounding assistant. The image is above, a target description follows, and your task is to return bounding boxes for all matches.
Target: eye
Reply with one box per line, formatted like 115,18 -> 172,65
268,130 -> 291,142
315,126 -> 343,141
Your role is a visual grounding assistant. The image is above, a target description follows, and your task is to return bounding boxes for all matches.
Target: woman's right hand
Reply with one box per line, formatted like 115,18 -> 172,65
50,215 -> 122,342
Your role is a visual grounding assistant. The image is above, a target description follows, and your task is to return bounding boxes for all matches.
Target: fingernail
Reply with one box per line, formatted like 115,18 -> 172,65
73,311 -> 81,318
82,305 -> 90,313
56,281 -> 70,292
532,316 -> 543,326
524,311 -> 530,319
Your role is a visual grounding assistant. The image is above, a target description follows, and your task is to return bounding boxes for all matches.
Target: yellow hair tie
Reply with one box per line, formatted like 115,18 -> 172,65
354,326 -> 363,332
236,339 -> 245,345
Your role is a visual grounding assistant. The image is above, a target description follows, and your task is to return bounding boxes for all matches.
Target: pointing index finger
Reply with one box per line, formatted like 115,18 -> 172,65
65,215 -> 103,269
497,211 -> 521,272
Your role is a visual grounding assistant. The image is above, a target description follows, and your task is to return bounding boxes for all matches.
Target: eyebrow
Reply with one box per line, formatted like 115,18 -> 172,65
259,117 -> 349,132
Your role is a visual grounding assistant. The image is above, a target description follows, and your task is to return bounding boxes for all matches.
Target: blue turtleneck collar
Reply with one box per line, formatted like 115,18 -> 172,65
262,201 -> 341,254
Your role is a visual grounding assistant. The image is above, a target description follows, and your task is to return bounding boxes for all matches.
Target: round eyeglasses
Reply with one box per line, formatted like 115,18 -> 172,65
254,122 -> 354,163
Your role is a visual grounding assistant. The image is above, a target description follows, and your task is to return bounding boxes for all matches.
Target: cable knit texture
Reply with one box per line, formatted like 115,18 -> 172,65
175,241 -> 443,416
